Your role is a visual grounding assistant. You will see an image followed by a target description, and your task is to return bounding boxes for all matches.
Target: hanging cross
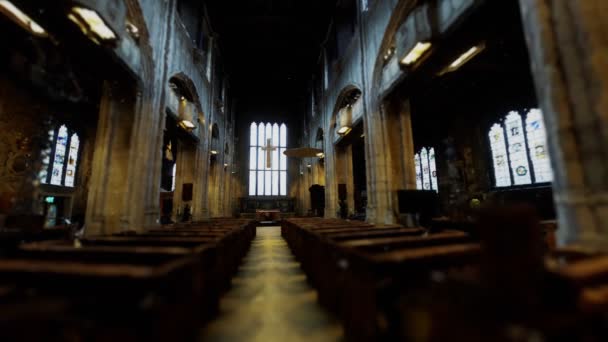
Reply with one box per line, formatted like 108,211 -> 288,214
261,138 -> 277,169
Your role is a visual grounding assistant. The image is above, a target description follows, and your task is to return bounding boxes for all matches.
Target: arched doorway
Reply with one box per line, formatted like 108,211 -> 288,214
160,74 -> 203,224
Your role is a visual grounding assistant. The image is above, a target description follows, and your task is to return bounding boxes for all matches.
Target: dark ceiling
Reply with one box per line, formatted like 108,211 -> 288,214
205,0 -> 337,98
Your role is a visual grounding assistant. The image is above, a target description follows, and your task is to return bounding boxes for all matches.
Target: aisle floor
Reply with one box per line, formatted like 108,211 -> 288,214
200,226 -> 343,341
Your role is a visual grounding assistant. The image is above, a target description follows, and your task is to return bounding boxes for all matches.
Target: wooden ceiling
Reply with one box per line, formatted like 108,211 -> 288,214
205,0 -> 338,97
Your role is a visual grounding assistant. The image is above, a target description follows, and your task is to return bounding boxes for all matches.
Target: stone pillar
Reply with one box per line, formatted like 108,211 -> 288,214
364,103 -> 394,224
519,0 -> 608,247
85,81 -> 137,235
325,134 -> 338,219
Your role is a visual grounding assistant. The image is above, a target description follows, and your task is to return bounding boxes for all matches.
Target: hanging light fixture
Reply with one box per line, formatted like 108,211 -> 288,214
68,6 -> 117,45
0,1 -> 48,37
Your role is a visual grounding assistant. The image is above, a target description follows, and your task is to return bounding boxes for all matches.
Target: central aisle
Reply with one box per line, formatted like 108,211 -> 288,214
200,226 -> 343,341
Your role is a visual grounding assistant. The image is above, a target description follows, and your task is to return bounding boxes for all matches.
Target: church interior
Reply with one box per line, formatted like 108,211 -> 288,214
0,0 -> 607,340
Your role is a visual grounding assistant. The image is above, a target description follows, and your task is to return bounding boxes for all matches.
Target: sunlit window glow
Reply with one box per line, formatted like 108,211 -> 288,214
414,147 -> 438,192
40,125 -> 81,188
64,134 -> 80,187
489,109 -> 553,187
249,122 -> 288,196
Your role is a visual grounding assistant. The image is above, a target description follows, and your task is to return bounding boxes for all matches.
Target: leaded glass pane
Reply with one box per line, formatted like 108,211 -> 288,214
250,121 -> 288,196
249,147 -> 256,170
257,170 -> 264,195
489,123 -> 512,187
258,123 -> 265,148
38,129 -> 55,184
64,133 -> 80,187
505,111 -> 532,185
50,125 -> 68,185
280,124 -> 287,147
265,171 -> 271,195
249,171 -> 256,196
271,171 -> 279,195
429,148 -> 438,192
526,109 -> 553,183
280,171 -> 287,196
421,148 -> 431,190
171,164 -> 177,192
257,147 -> 265,170
280,148 -> 286,170
414,153 -> 423,190
250,122 -> 257,146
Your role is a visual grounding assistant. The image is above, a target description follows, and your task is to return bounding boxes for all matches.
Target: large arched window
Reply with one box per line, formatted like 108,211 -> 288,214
249,122 -> 288,196
39,124 -> 81,188
414,147 -> 438,192
489,109 -> 553,187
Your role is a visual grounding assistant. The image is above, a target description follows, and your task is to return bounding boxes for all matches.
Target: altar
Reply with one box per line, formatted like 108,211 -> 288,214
239,197 -> 296,222
255,209 -> 281,222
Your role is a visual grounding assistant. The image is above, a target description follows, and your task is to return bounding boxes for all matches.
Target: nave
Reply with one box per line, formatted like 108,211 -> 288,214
201,226 -> 342,341
0,0 -> 607,340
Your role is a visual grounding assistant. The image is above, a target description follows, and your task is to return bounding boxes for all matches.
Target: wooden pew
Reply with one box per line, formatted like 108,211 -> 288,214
282,218 -> 480,340
0,252 -> 201,341
0,219 -> 257,341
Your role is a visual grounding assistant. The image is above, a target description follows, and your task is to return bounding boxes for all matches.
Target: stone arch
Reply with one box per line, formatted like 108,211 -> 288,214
169,73 -> 203,115
370,0 -> 418,97
363,1 -> 419,224
330,86 -> 363,134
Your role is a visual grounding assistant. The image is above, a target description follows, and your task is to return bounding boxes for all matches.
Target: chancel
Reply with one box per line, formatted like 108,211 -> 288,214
0,0 -> 607,341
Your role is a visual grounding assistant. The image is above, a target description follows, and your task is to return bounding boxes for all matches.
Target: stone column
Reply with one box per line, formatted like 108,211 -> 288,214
85,81 -> 137,235
363,103 -> 394,224
519,0 -> 608,247
324,133 -> 338,219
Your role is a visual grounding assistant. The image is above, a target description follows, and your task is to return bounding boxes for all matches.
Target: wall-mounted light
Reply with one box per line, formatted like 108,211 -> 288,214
316,152 -> 325,158
383,46 -> 396,63
0,1 -> 48,37
125,21 -> 139,40
337,104 -> 353,136
440,43 -> 485,75
68,6 -> 117,45
400,42 -> 432,66
307,164 -> 312,168
337,126 -> 351,136
210,150 -> 218,155
178,120 -> 196,131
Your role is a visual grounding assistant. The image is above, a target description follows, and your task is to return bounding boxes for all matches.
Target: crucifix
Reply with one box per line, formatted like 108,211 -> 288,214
261,138 -> 277,169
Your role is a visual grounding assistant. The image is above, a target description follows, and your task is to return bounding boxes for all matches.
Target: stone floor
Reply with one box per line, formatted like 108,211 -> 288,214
200,226 -> 343,342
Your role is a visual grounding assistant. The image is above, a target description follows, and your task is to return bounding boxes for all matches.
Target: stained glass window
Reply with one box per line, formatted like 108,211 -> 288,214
38,129 -> 56,183
40,125 -> 81,188
429,148 -> 438,191
489,109 -> 553,187
505,112 -> 532,185
249,122 -> 288,196
414,153 -> 423,190
414,147 -> 438,192
526,109 -> 553,183
64,133 -> 80,187
50,125 -> 68,185
489,123 -> 512,187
